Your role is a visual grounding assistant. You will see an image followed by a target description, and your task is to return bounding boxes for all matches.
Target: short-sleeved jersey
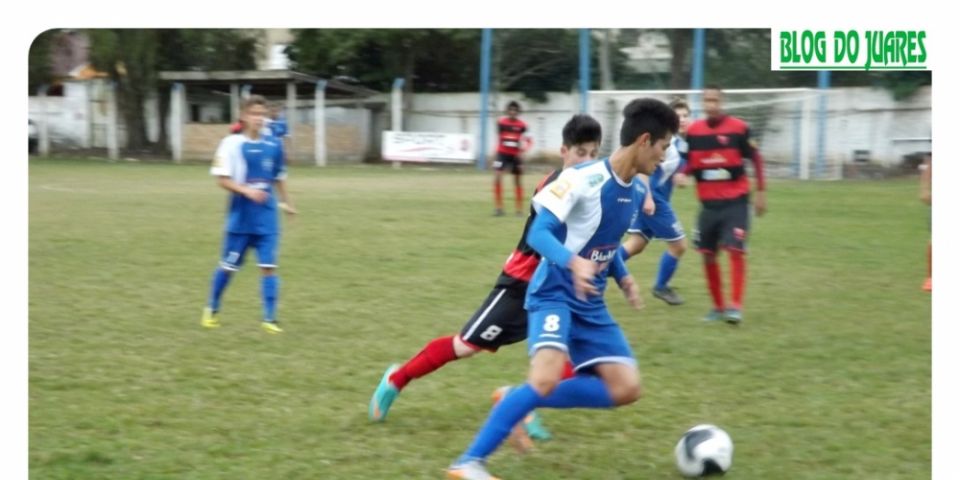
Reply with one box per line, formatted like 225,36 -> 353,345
685,115 -> 762,203
497,117 -> 527,156
526,158 -> 647,316
650,135 -> 687,202
211,134 -> 287,235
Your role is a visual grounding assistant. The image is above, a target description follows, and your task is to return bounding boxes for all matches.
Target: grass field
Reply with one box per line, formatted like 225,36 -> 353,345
29,158 -> 930,479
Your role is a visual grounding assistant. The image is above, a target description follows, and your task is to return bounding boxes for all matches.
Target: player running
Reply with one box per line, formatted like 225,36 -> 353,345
447,98 -> 678,480
369,115 -> 604,441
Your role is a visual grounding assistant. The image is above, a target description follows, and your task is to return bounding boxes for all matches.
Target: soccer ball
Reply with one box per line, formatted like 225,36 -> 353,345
674,424 -> 733,477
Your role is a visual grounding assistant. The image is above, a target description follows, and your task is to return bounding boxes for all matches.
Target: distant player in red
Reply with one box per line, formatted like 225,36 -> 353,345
685,86 -> 767,324
919,154 -> 931,291
493,101 -> 531,217
369,114 -> 603,443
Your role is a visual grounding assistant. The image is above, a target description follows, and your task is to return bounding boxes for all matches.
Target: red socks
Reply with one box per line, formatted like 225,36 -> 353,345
514,184 -> 524,212
729,249 -> 746,309
703,253 -> 725,311
494,182 -> 504,210
389,335 -> 460,390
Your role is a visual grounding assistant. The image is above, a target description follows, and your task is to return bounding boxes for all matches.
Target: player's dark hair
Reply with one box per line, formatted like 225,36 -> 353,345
561,114 -> 602,147
670,98 -> 690,112
704,85 -> 723,94
242,95 -> 268,111
619,98 -> 679,147
507,101 -> 521,111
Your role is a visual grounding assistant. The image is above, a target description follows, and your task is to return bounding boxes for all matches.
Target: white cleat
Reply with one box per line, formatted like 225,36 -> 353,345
446,460 -> 501,480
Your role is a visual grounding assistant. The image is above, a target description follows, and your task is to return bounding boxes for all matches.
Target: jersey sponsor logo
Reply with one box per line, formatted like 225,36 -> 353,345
702,168 -> 733,181
703,153 -> 727,164
617,197 -> 632,203
262,158 -> 274,172
589,248 -> 617,262
550,179 -> 572,198
586,173 -> 604,187
502,140 -> 520,148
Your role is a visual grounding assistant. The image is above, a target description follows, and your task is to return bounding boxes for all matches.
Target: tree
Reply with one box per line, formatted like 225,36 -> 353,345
87,29 -> 257,152
28,30 -> 59,95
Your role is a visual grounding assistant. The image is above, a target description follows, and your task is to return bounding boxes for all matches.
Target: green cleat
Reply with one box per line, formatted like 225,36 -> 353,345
201,307 -> 220,328
723,308 -> 743,325
369,364 -> 400,422
702,309 -> 725,322
261,321 -> 283,334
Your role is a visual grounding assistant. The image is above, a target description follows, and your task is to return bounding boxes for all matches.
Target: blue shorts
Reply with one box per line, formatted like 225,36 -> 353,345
527,307 -> 636,372
219,233 -> 279,271
629,200 -> 685,242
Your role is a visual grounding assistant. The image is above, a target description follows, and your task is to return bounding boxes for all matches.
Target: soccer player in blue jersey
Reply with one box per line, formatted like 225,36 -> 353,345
265,102 -> 290,152
447,98 -> 678,480
621,99 -> 692,305
201,95 -> 297,334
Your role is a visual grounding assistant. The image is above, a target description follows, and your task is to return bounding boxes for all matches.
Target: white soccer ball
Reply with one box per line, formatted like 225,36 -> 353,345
674,424 -> 734,477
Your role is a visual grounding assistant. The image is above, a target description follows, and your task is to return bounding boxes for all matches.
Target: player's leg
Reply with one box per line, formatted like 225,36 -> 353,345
537,311 -> 638,408
202,233 -> 249,328
923,241 -> 932,291
369,287 -> 527,422
695,206 -> 725,321
492,154 -> 506,216
719,201 -> 750,324
254,234 -> 282,333
512,159 -> 524,216
622,231 -> 650,260
649,202 -> 687,305
448,308 -> 572,476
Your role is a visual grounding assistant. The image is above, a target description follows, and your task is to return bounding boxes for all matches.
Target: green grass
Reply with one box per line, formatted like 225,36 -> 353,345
29,158 -> 930,479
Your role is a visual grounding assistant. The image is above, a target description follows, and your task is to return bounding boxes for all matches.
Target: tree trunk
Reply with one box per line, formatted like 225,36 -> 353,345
599,29 -> 615,90
669,29 -> 692,89
157,85 -> 169,152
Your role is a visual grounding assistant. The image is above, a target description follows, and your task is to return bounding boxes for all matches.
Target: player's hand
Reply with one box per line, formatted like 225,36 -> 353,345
279,202 -> 298,215
618,274 -> 644,310
643,197 -> 656,216
753,191 -> 767,217
674,173 -> 689,188
568,256 -> 600,301
244,188 -> 269,204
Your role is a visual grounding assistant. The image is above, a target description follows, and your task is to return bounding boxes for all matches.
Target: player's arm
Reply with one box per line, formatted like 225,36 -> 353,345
608,249 -> 642,310
742,127 -> 767,216
674,154 -> 689,187
211,137 -> 267,203
639,174 -> 655,215
527,174 -> 599,299
273,142 -> 297,215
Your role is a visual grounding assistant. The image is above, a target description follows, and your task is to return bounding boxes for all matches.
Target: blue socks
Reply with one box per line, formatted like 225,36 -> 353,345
655,251 -> 679,290
460,376 -> 615,462
207,268 -> 232,311
261,275 -> 279,322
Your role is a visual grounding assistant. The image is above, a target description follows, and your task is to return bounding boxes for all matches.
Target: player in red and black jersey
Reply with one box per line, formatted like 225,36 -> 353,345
685,86 -> 767,324
493,101 -> 532,217
369,114 -> 603,435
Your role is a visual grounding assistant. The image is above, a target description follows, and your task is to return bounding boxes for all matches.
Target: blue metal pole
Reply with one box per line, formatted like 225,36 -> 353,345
579,28 -> 590,113
691,28 -> 706,118
478,28 -> 493,170
816,70 -> 831,179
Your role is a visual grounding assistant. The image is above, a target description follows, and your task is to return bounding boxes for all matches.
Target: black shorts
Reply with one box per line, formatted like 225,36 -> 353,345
493,153 -> 523,175
458,286 -> 528,351
693,198 -> 750,253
